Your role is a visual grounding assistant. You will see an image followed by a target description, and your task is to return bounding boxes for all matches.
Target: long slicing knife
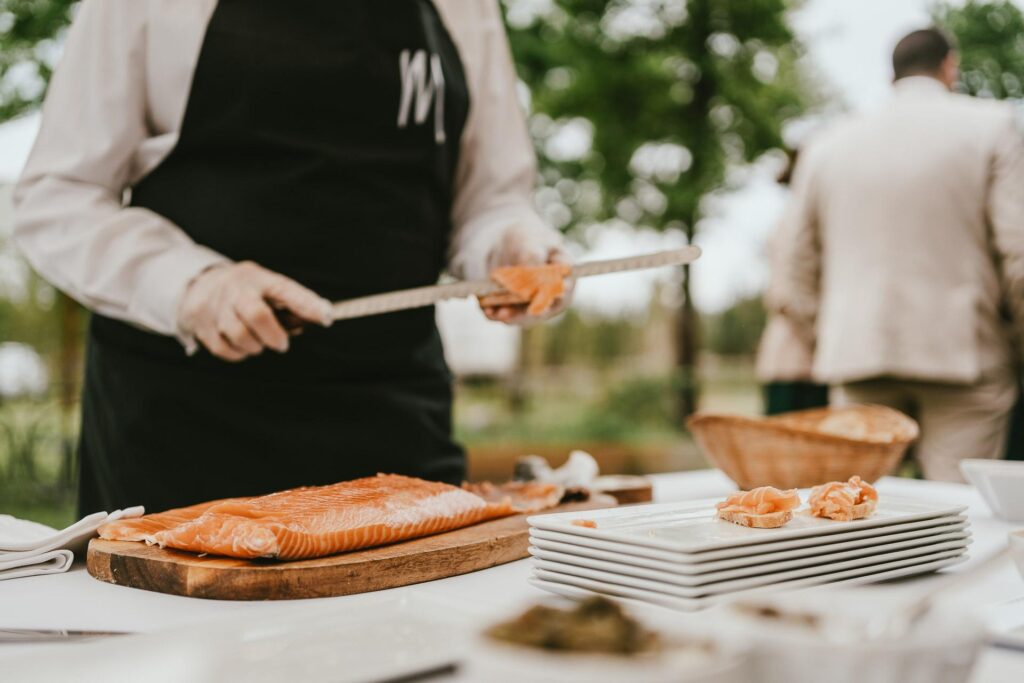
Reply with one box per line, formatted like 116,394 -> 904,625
325,245 -> 701,322
0,628 -> 133,643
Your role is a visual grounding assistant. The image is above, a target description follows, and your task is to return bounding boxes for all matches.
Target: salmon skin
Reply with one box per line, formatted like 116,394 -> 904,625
98,474 -> 564,561
483,263 -> 572,316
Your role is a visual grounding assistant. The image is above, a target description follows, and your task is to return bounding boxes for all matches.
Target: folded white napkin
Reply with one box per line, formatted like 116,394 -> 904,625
0,506 -> 144,581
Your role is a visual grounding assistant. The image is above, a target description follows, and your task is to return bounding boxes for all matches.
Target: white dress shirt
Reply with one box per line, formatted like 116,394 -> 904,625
13,0 -> 562,348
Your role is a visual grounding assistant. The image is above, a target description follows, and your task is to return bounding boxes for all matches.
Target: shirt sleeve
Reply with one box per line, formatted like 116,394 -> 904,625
445,0 -> 564,281
12,0 -> 229,346
988,110 -> 1024,354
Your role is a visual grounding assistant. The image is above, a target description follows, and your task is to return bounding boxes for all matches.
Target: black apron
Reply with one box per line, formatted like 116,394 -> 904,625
78,0 -> 470,515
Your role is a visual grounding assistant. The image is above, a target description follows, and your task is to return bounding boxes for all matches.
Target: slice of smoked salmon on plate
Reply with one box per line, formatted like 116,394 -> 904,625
479,263 -> 572,316
715,486 -> 801,529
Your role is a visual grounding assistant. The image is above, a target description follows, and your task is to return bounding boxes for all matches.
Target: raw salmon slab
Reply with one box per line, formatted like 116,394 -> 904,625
99,474 -> 562,560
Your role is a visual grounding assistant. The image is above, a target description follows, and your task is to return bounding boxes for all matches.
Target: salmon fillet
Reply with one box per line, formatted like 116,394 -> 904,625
484,263 -> 572,316
108,474 -> 561,560
808,476 -> 878,521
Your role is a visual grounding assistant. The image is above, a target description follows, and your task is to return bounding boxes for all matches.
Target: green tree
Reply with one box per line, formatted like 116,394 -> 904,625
0,0 -> 76,120
504,0 -> 816,417
936,0 -> 1024,100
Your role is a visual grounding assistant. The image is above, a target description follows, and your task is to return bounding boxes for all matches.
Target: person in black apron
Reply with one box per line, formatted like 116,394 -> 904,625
77,1 -> 475,514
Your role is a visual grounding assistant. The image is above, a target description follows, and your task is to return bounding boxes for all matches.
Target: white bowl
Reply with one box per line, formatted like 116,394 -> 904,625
960,459 -> 1024,521
709,587 -> 984,683
1010,530 -> 1024,581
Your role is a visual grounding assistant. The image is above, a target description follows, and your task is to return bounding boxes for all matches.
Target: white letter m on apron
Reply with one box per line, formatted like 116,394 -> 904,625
397,49 -> 446,144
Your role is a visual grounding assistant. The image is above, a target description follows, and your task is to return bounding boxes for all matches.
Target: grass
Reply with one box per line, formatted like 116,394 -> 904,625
2,496 -> 75,529
456,357 -> 761,446
0,398 -> 77,528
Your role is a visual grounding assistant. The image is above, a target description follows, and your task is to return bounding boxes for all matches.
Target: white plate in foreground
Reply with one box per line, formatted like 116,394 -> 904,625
529,519 -> 968,572
530,554 -> 968,612
529,530 -> 970,586
529,496 -> 965,554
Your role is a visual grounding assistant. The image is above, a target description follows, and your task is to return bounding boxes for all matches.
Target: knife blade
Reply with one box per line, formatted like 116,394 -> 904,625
325,245 -> 701,322
0,628 -> 133,643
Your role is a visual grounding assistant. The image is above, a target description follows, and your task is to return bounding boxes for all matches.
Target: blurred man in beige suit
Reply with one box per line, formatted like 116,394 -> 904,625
777,29 -> 1024,482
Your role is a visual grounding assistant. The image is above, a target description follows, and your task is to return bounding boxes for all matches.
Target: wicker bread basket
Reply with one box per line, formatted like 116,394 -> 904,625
686,405 -> 919,490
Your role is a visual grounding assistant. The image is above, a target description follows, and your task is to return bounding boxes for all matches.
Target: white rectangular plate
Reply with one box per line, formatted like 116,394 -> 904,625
531,541 -> 969,597
528,496 -> 966,554
530,554 -> 968,612
529,518 -> 968,570
529,530 -> 970,586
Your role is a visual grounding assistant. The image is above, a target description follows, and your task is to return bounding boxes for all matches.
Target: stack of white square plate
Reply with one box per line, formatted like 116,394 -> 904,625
527,497 -> 970,611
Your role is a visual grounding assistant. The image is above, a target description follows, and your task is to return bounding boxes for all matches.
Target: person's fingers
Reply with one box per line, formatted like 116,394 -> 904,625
547,247 -> 572,265
492,305 -> 530,324
218,311 -> 263,356
197,328 -> 245,362
237,295 -> 289,352
259,271 -> 332,326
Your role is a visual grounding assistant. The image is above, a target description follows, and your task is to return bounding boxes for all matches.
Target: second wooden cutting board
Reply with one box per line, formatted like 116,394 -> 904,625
86,495 -> 615,601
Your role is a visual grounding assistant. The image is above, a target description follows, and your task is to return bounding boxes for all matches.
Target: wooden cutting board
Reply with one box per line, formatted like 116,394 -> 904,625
86,496 -> 615,601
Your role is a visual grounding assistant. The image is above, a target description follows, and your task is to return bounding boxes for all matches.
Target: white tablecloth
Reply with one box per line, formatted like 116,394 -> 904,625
1,470 -> 1022,681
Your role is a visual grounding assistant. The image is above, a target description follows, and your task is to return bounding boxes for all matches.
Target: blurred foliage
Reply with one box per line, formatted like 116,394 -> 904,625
0,0 -> 76,120
936,0 -> 1024,100
582,374 -> 680,439
504,0 -> 819,415
701,294 -> 766,356
0,399 -> 74,526
504,0 -> 817,232
533,308 -> 641,368
0,272 -> 62,353
1,1 -> 81,524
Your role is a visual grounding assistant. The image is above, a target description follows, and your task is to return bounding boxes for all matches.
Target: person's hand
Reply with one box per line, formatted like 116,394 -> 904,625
178,261 -> 331,361
479,228 -> 574,325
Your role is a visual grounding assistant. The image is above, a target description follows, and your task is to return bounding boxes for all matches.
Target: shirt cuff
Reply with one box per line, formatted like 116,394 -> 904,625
127,244 -> 231,354
449,204 -> 565,280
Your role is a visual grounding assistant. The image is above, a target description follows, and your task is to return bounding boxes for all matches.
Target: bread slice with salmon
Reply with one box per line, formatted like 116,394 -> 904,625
716,486 -> 801,529
808,476 -> 878,522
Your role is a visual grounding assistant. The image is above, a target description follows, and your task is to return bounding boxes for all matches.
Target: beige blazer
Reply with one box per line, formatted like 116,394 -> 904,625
776,77 -> 1024,385
13,0 -> 562,350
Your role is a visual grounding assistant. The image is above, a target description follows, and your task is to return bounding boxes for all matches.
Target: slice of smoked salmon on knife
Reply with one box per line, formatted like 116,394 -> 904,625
480,263 -> 572,316
98,474 -> 565,561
